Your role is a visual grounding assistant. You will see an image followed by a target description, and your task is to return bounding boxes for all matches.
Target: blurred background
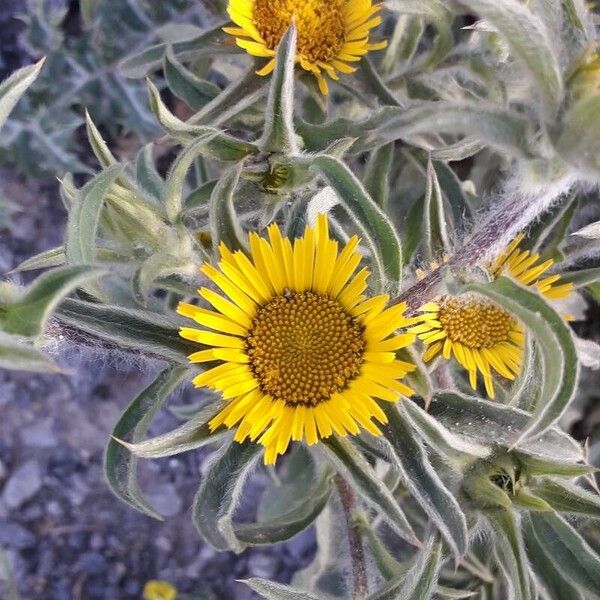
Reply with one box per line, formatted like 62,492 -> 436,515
0,1 -> 315,598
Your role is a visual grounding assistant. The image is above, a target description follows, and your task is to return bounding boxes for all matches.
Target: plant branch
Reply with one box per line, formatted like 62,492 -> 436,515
395,176 -> 575,311
335,475 -> 369,600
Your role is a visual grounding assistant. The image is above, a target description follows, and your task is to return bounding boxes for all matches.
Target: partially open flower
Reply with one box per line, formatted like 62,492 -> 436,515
413,235 -> 574,398
224,0 -> 387,94
178,216 -> 416,464
143,580 -> 177,600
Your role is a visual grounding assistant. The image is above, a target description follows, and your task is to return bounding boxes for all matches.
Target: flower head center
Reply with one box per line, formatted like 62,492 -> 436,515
438,295 -> 516,350
246,291 -> 366,406
253,0 -> 346,63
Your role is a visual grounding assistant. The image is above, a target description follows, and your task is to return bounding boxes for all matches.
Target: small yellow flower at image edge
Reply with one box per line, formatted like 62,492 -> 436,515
412,234 -> 574,398
143,580 -> 177,600
223,0 -> 387,94
178,215 -> 417,465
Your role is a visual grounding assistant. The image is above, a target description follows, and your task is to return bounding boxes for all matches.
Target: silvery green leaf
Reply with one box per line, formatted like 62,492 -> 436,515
163,46 -> 220,111
193,439 -> 261,552
305,155 -> 403,291
146,79 -> 258,160
572,220 -> 600,239
528,478 -> 600,518
65,165 -> 123,264
430,139 -> 485,162
1,265 -> 104,338
121,405 -> 225,459
120,22 -> 235,78
359,58 -> 402,107
235,471 -> 332,545
0,543 -> 18,600
297,103 -> 535,158
55,298 -> 197,363
243,579 -> 323,600
523,517 -> 585,600
386,0 -> 454,70
187,65 -> 268,128
135,144 -> 165,202
132,253 -> 195,305
459,0 -> 563,115
11,246 -> 66,273
435,586 -> 478,599
368,535 -> 443,600
380,404 -> 468,559
423,159 -> 452,261
104,366 -> 189,519
364,143 -> 394,208
465,277 -> 578,443
486,511 -> 534,600
163,135 -> 221,223
380,15 -> 424,74
427,393 -> 585,465
557,267 -> 600,288
556,96 -> 600,175
209,163 -> 247,252
529,512 -> 600,596
183,179 -> 218,215
514,451 -> 594,478
401,400 -> 490,465
357,518 -> 406,580
0,332 -> 61,373
260,25 -> 300,155
321,436 -> 420,546
0,58 -> 45,132
85,110 -> 117,168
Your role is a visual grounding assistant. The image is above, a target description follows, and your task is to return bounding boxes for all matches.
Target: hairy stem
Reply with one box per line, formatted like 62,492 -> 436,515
395,176 -> 574,311
335,475 -> 369,600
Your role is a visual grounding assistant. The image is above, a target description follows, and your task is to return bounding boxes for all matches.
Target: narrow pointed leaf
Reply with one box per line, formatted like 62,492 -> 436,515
104,366 -> 189,519
1,265 -> 105,337
193,440 -> 261,552
529,512 -> 600,596
529,479 -> 600,518
465,277 -> 578,443
368,535 -> 443,600
486,511 -> 534,600
0,332 -> 61,373
260,25 -> 299,154
0,58 -> 45,131
380,404 -> 468,558
243,579 -> 323,600
321,436 -> 419,546
364,143 -> 394,208
65,165 -> 123,264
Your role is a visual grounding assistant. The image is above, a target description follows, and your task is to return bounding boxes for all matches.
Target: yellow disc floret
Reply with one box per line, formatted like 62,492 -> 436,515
247,291 -> 365,405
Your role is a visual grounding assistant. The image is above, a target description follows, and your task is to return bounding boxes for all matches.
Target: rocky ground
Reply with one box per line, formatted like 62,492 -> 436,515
0,3 -> 315,599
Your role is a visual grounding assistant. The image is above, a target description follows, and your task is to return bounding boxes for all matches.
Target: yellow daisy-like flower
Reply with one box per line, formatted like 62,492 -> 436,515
223,0 -> 388,94
178,216 -> 416,465
143,580 -> 177,600
413,235 -> 574,399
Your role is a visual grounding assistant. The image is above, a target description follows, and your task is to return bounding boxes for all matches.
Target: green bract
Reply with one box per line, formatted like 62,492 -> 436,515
1,1 -> 600,598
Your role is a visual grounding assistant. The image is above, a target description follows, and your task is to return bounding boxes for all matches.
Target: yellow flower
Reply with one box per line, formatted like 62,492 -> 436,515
223,0 -> 387,94
413,235 -> 574,399
178,216 -> 416,465
143,580 -> 177,600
